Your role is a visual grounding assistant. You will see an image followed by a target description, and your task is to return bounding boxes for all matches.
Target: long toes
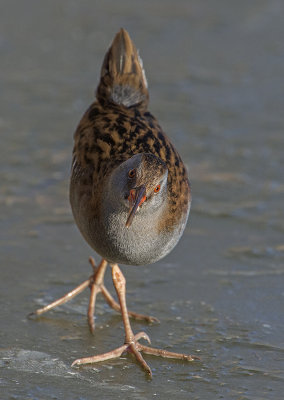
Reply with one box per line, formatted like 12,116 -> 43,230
138,344 -> 200,362
129,343 -> 153,378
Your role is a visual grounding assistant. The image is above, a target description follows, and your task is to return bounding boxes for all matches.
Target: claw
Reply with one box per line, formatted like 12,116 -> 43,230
71,359 -> 81,367
135,331 -> 151,344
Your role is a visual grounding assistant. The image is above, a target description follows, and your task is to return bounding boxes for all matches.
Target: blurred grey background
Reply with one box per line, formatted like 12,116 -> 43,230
1,1 -> 283,399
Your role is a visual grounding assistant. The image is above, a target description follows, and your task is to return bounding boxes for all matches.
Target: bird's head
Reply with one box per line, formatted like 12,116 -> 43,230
108,153 -> 168,227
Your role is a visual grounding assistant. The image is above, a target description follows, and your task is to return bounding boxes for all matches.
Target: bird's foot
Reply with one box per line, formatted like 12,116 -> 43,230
71,330 -> 199,377
71,331 -> 151,373
28,257 -> 158,333
72,263 -> 199,377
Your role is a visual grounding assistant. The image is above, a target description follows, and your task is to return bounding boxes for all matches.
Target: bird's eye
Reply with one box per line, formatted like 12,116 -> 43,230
128,169 -> 136,178
154,184 -> 161,193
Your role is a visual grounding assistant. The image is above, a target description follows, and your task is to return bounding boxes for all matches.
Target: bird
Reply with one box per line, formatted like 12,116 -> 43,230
30,28 -> 199,377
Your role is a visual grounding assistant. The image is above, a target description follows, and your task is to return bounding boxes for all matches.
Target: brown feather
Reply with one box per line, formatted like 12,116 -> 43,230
71,29 -> 190,235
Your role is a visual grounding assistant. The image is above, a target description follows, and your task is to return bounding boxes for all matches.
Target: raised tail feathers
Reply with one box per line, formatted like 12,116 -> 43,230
96,29 -> 149,109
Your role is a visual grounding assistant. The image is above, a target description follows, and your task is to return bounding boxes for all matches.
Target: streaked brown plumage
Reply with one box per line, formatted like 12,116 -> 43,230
31,28 -> 198,377
71,101 -> 190,230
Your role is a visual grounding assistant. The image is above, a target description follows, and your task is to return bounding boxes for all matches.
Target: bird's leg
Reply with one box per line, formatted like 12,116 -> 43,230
99,270 -> 159,324
71,264 -> 152,375
87,258 -> 108,333
111,264 -> 153,376
88,257 -> 158,330
72,264 -> 199,377
29,257 -> 157,332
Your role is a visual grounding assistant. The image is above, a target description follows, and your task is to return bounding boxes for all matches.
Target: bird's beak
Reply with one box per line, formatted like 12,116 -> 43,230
126,185 -> 147,228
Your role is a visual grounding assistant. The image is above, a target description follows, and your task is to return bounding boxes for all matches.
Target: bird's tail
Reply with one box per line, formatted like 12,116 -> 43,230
96,28 -> 149,110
